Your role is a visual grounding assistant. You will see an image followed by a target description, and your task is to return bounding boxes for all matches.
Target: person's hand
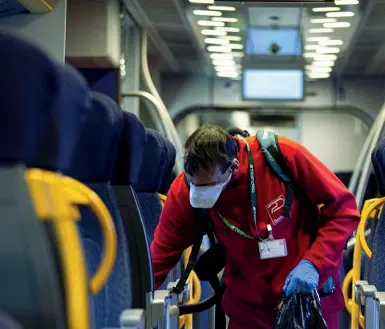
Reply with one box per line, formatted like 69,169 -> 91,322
283,260 -> 319,296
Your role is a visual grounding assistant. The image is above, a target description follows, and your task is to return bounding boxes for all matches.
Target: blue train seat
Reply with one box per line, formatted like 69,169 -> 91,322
0,310 -> 23,329
369,139 -> 385,289
159,138 -> 177,195
112,112 -> 153,310
0,28 -> 65,329
57,86 -> 132,329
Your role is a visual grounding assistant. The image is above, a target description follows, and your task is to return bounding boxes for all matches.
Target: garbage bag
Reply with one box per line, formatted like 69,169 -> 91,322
275,290 -> 328,329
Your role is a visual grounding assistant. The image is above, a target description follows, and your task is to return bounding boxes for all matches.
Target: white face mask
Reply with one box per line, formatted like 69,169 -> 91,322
189,173 -> 232,209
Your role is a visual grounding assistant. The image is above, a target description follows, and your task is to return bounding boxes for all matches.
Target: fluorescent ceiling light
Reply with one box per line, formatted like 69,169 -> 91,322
303,52 -> 317,58
326,11 -> 354,17
312,7 -> 340,12
316,47 -> 340,53
335,0 -> 359,4
212,59 -> 235,66
193,10 -> 222,16
312,61 -> 335,66
217,71 -> 239,78
305,45 -> 318,50
307,36 -> 330,42
204,38 -> 230,44
314,54 -> 337,60
207,46 -> 232,52
230,52 -> 244,57
216,27 -> 240,32
201,29 -> 227,36
324,22 -> 351,28
210,53 -> 234,60
208,6 -> 236,11
319,39 -> 343,46
310,18 -> 337,23
228,43 -> 243,49
305,65 -> 332,72
223,36 -> 242,41
215,65 -> 241,71
309,28 -> 334,33
189,0 -> 213,3
307,72 -> 330,79
212,17 -> 238,22
198,20 -> 224,27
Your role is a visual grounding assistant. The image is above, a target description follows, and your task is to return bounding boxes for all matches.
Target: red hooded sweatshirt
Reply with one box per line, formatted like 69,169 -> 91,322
151,135 -> 360,328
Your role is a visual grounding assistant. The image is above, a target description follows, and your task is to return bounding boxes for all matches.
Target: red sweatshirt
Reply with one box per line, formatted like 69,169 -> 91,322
151,135 -> 360,328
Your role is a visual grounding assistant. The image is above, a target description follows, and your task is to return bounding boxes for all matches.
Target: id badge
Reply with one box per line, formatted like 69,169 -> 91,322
258,239 -> 288,260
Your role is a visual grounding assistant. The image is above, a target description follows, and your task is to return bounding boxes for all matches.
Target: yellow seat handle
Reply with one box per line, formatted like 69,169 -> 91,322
26,169 -> 117,295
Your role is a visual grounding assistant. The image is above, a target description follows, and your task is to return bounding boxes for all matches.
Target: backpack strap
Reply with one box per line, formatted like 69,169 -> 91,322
255,130 -> 298,218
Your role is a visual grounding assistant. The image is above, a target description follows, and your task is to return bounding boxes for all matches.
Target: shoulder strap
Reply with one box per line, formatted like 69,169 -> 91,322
255,130 -> 298,218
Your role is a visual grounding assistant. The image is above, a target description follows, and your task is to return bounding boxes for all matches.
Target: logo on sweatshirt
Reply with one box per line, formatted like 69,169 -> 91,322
266,195 -> 286,225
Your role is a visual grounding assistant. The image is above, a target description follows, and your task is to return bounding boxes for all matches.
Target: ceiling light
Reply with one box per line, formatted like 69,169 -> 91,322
312,7 -> 341,12
204,38 -> 230,44
189,0 -> 214,3
217,71 -> 239,78
305,65 -> 332,72
193,10 -> 222,16
307,37 -> 330,42
228,43 -> 243,49
230,52 -> 244,57
207,46 -> 232,52
210,53 -> 234,60
319,39 -> 343,46
201,29 -> 227,36
307,72 -> 331,79
223,36 -> 242,41
312,61 -> 335,66
316,47 -> 340,53
324,22 -> 351,28
335,0 -> 359,5
215,65 -> 241,71
310,18 -> 337,23
303,52 -> 317,58
216,27 -> 240,32
212,59 -> 235,66
212,17 -> 238,23
198,20 -> 225,27
309,28 -> 334,33
305,45 -> 318,50
326,11 -> 354,17
314,54 -> 337,61
208,6 -> 236,11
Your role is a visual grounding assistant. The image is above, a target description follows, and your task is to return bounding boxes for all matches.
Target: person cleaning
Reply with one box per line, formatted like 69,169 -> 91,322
151,124 -> 360,329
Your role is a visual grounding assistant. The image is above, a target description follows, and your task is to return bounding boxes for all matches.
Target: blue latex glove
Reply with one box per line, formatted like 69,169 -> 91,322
283,260 -> 319,296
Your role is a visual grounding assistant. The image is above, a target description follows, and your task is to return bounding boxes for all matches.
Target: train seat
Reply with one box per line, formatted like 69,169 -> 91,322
159,137 -> 177,195
112,111 -> 153,310
0,28 -> 65,329
57,87 -> 133,329
0,309 -> 24,329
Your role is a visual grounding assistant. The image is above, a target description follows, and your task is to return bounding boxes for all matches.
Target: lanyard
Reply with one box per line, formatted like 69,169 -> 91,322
217,135 -> 265,241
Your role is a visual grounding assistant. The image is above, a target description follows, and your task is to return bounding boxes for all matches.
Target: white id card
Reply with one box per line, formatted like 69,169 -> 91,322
258,239 -> 288,260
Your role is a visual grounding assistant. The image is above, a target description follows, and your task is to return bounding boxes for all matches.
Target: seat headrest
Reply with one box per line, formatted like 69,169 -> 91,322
134,129 -> 168,193
112,112 -> 147,186
159,139 -> 176,194
0,28 -> 61,169
62,91 -> 124,182
372,139 -> 385,195
56,64 -> 92,173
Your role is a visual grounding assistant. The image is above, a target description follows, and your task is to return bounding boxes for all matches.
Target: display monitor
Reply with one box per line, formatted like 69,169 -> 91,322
243,69 -> 304,100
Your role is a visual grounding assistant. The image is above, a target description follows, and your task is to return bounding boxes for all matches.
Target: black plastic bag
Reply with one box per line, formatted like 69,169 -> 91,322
275,291 -> 328,329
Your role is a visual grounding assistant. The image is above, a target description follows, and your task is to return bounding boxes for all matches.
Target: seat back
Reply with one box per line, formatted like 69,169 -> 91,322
0,28 -> 65,329
134,129 -> 181,290
57,87 -> 132,329
368,139 -> 385,288
0,309 -> 23,329
112,112 -> 153,309
159,138 -> 177,195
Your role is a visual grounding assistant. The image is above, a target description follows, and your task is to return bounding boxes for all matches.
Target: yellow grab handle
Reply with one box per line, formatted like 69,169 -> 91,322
343,269 -> 353,314
26,169 -> 117,294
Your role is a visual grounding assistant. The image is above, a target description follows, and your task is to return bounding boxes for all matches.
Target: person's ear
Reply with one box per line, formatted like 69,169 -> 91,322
231,158 -> 239,176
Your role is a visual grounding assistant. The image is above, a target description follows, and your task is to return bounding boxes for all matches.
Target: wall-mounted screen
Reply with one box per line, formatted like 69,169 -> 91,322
243,69 -> 304,100
247,28 -> 301,55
